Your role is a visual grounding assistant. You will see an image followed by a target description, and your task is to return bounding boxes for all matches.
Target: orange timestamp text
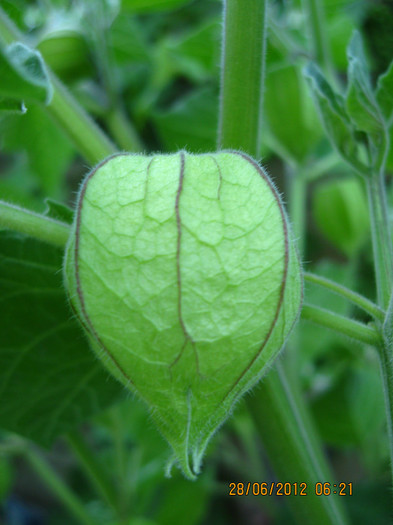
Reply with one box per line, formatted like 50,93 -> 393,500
228,482 -> 353,497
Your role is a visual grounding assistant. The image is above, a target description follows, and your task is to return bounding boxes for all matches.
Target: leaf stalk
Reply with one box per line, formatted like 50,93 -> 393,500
0,200 -> 69,248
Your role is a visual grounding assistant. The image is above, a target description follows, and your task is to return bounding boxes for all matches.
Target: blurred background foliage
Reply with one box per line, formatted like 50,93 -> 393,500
0,0 -> 392,524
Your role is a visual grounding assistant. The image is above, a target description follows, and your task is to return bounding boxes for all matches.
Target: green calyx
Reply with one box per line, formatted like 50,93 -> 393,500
64,151 -> 302,479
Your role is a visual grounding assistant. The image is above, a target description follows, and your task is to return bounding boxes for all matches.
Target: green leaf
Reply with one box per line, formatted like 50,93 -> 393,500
122,0 -> 192,13
312,176 -> 369,257
312,364 -> 385,450
155,475 -> 210,525
164,20 -> 220,81
128,517 -> 161,525
0,156 -> 44,212
0,42 -> 53,105
0,0 -> 28,32
346,481 -> 393,525
346,31 -> 384,139
0,97 -> 26,115
0,456 -> 13,501
44,198 -> 74,225
327,12 -> 356,70
0,231 -> 125,446
37,30 -> 91,80
109,14 -> 151,65
96,399 -> 171,515
0,104 -> 74,197
376,59 -> 393,126
304,62 -> 366,174
153,88 -> 218,152
299,260 -> 355,372
264,63 -> 322,163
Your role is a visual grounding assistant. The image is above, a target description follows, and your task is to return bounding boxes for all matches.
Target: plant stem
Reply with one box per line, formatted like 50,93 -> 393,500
367,165 -> 393,489
48,77 -> 117,164
0,7 -> 117,165
66,431 -> 119,514
25,446 -> 96,525
218,0 -> 267,156
218,2 -> 349,524
303,151 -> 342,181
301,304 -> 381,346
288,166 -> 306,257
0,200 -> 69,247
248,362 -> 349,525
48,77 -> 116,165
378,341 -> 393,488
301,0 -> 333,81
366,172 -> 393,310
304,271 -> 385,321
106,107 -> 142,152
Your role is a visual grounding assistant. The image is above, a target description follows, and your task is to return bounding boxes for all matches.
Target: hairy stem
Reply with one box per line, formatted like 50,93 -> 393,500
304,271 -> 385,321
301,304 -> 381,346
106,107 -> 142,152
218,2 -> 349,524
218,0 -> 267,156
249,362 -> 349,525
367,163 -> 393,489
288,166 -> 306,257
0,200 -> 69,247
303,151 -> 342,181
378,341 -> 393,489
367,172 -> 393,310
48,77 -> 116,164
